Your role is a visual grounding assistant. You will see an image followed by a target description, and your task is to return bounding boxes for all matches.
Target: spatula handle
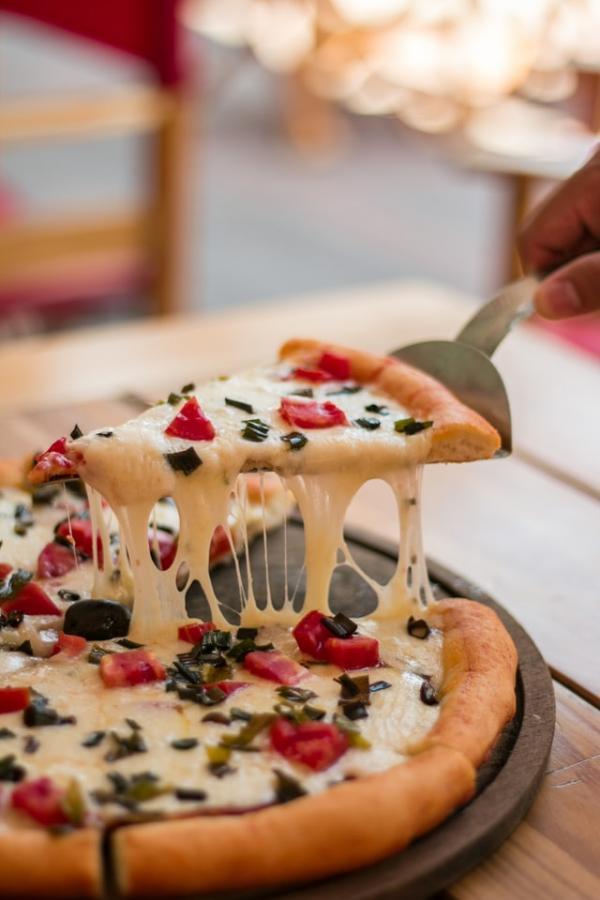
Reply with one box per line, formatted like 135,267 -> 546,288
455,276 -> 538,358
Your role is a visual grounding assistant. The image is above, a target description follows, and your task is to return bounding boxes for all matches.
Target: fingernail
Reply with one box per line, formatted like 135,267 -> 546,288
536,281 -> 582,319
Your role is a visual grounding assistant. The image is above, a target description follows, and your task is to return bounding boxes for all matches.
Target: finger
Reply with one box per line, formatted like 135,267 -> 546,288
519,145 -> 600,273
534,252 -> 600,319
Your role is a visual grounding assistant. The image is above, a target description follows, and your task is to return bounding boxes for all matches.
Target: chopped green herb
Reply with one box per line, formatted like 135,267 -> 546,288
354,416 -> 381,431
236,627 -> 258,641
302,705 -> 326,721
240,418 -> 270,443
180,382 -> 195,394
326,385 -> 361,396
407,616 -> 430,640
220,713 -> 275,750
57,589 -> 80,603
229,708 -> 253,722
87,644 -> 114,665
201,712 -> 230,725
70,424 -> 83,440
164,447 -> 202,476
394,418 -> 433,435
0,728 -> 15,740
61,778 -> 86,826
369,680 -> 392,693
288,387 -> 313,398
276,686 -> 317,703
225,397 -> 254,414
0,568 -> 33,601
281,431 -> 308,451
0,754 -> 26,782
227,638 -> 274,662
333,715 -> 371,749
125,718 -> 142,732
96,431 -> 113,438
323,612 -> 358,639
115,638 -> 145,650
171,738 -> 199,750
206,744 -> 234,778
16,640 -> 34,656
24,695 -> 75,727
175,787 -> 207,802
273,768 -> 306,803
364,403 -> 389,415
82,731 -> 106,748
104,722 -> 148,762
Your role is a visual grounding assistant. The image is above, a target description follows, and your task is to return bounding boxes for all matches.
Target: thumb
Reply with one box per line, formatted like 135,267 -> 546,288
535,252 -> 600,319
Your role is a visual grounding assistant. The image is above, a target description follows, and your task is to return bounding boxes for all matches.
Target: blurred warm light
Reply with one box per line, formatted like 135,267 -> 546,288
184,0 -> 600,139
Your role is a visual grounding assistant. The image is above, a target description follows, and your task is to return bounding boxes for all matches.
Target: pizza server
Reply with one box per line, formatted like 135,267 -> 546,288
391,275 -> 538,457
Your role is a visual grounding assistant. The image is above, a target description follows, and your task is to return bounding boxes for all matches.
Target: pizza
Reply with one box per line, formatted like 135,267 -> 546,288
0,339 -> 517,898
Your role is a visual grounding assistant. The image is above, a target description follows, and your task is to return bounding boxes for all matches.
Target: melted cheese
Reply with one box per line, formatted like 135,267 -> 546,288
0,617 -> 442,828
70,367 -> 434,640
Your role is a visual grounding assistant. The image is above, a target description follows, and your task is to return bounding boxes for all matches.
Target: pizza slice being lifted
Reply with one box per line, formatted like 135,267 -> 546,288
0,339 -> 517,899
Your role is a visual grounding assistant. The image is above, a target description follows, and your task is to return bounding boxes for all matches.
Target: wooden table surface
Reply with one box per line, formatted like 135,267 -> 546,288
1,280 -> 598,899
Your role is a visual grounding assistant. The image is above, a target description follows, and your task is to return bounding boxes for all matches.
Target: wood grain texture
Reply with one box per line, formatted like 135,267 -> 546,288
449,682 -> 600,900
0,280 -> 598,494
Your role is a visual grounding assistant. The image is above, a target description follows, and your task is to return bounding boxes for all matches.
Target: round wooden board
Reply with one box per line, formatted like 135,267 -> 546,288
195,522 -> 555,900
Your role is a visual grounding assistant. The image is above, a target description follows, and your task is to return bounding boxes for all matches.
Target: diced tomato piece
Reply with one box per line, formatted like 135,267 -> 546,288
165,397 -> 215,441
290,366 -> 334,383
29,437 -> 82,485
318,351 -> 351,381
56,518 -> 102,565
11,777 -> 68,827
100,648 -> 166,688
37,541 -> 77,579
0,686 -> 30,714
324,635 -> 379,669
213,680 -> 248,696
243,650 -> 307,685
279,397 -> 347,430
270,717 -> 348,771
149,529 -> 177,570
2,582 -> 61,616
209,525 -> 230,563
292,610 -> 331,661
177,621 -> 216,644
53,632 -> 87,658
0,563 -> 12,580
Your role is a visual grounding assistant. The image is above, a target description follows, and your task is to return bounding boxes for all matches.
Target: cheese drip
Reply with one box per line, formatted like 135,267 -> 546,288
86,465 -> 433,641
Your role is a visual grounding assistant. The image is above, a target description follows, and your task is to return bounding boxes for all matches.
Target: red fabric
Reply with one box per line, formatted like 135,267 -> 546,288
0,0 -> 183,84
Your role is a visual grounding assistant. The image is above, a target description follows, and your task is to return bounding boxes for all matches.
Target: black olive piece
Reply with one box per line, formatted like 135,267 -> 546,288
407,615 -> 430,640
63,599 -> 131,641
420,680 -> 439,706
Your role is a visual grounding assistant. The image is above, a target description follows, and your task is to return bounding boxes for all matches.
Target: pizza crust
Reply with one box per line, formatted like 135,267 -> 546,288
278,338 -> 501,463
112,745 -> 474,898
110,597 -> 516,898
0,828 -> 102,898
413,599 -> 518,766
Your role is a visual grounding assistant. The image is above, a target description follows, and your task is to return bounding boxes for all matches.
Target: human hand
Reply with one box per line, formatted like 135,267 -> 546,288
518,145 -> 600,319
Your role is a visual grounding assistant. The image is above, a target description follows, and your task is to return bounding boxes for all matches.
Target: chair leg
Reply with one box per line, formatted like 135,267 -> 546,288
152,91 -> 190,316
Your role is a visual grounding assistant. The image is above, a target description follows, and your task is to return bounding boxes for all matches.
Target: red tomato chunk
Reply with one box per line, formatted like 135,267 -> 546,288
317,351 -> 351,381
243,650 -> 307,685
11,778 -> 68,827
290,366 -> 334,383
325,635 -> 380,669
100,649 -> 166,688
0,563 -> 12,580
177,621 -> 216,644
270,717 -> 348,771
213,680 -> 248,696
0,686 -> 30,714
150,529 -> 177,570
165,397 -> 215,441
279,397 -> 347,429
292,610 -> 331,661
2,582 -> 61,617
37,541 -> 77,579
56,518 -> 102,564
209,525 -> 231,563
53,632 -> 87,658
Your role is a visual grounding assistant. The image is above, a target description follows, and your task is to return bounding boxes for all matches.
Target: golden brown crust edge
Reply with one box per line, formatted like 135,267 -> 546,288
113,745 -> 475,899
279,338 -> 501,463
0,828 -> 102,898
413,599 -> 518,767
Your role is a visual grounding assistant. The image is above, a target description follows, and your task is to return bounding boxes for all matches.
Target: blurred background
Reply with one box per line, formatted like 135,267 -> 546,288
0,1 -> 599,353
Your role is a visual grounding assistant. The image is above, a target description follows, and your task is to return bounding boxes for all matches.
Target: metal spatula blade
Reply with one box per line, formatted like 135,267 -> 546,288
389,276 -> 538,457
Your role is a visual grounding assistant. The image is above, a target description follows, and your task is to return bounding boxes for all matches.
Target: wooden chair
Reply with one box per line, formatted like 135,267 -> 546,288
0,0 -> 189,322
